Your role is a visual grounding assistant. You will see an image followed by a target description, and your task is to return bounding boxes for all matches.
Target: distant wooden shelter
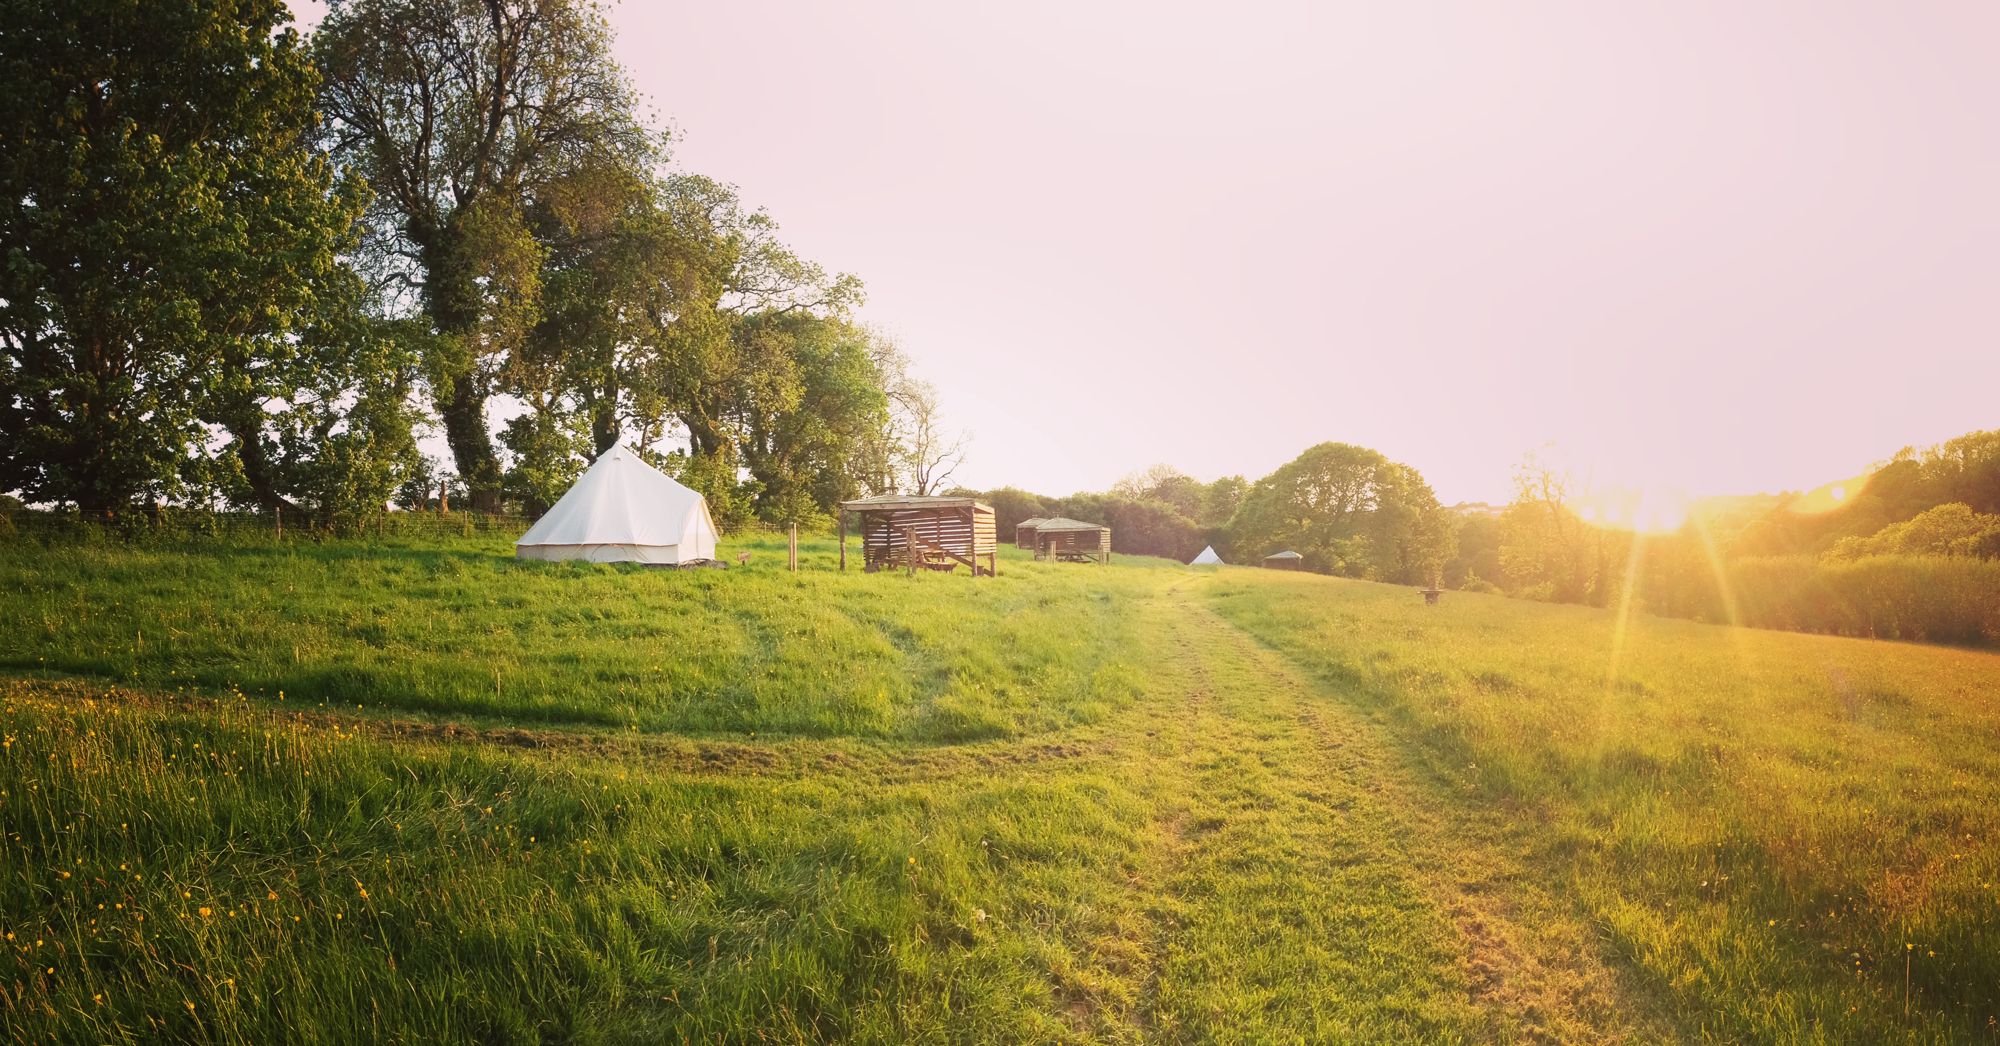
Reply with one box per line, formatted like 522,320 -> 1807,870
1034,517 -> 1112,565
1015,517 -> 1048,549
1263,550 -> 1303,570
839,494 -> 997,577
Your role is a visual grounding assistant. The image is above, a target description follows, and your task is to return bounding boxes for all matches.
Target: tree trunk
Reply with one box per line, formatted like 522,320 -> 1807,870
220,405 -> 302,516
590,388 -> 620,455
419,222 -> 503,512
680,412 -> 726,458
438,373 -> 502,512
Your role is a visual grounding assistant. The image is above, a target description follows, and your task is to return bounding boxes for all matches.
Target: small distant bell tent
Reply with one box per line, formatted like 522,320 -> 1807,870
1189,545 -> 1223,566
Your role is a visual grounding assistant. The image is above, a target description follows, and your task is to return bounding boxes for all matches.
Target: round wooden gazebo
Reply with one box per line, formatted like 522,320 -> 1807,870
1014,517 -> 1048,549
1262,550 -> 1303,570
839,495 -> 998,577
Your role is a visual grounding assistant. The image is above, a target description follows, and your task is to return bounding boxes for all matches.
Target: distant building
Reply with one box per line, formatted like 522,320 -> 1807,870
1033,517 -> 1112,565
1262,550 -> 1303,570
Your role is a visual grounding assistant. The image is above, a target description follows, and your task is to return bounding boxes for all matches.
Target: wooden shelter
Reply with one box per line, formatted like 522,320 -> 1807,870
1033,517 -> 1112,564
1015,517 -> 1048,549
839,495 -> 997,577
1262,550 -> 1303,570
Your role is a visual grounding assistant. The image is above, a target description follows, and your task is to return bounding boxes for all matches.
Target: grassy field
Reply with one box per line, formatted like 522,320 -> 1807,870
0,531 -> 1996,1042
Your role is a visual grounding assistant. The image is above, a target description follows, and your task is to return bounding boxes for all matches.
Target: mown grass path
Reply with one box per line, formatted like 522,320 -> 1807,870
1139,581 -> 1676,1043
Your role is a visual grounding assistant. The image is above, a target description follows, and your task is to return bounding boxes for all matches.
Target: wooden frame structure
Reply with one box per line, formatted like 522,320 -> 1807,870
1262,550 -> 1303,570
1014,517 -> 1048,549
1032,517 -> 1111,565
839,495 -> 997,577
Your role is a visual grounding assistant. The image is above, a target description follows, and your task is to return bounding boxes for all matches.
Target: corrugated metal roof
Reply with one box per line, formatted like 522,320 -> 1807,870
1034,517 -> 1109,533
839,494 -> 991,512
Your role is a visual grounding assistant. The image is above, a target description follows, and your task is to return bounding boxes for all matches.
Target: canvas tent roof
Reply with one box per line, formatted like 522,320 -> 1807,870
1263,550 -> 1303,560
516,445 -> 719,564
1189,545 -> 1223,565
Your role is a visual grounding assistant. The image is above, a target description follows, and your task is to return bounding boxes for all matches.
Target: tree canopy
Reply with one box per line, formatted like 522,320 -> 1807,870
1226,443 -> 1451,582
0,0 -> 391,514
312,0 -> 654,510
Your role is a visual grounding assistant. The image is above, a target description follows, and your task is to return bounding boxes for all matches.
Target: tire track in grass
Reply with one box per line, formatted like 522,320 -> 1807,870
0,676 -> 1129,786
1182,586 -> 1682,1043
1131,586 -> 1487,1043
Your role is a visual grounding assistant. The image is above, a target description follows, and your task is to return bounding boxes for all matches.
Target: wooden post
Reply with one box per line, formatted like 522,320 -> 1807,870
966,506 -> 979,578
904,525 -> 917,575
788,523 -> 798,572
274,505 -> 282,540
838,511 -> 847,571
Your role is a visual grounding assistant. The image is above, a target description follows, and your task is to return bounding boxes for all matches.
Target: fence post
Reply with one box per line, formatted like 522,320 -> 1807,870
788,523 -> 798,572
275,505 -> 282,540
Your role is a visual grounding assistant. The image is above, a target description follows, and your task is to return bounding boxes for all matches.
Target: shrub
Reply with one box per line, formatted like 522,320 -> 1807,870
1728,555 -> 2000,644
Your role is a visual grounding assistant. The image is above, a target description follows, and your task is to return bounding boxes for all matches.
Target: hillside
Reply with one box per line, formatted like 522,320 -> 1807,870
1,533 -> 1997,1041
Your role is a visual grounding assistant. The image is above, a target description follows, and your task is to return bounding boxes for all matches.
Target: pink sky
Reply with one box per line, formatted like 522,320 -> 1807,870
294,2 -> 1999,504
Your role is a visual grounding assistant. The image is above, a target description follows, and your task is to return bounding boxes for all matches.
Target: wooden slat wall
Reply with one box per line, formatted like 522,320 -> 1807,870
1035,526 -> 1111,563
859,507 -> 996,569
1041,530 -> 1108,552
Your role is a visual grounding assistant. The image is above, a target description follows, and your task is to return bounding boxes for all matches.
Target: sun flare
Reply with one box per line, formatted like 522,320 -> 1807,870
1571,485 -> 1692,535
1789,472 -> 1872,516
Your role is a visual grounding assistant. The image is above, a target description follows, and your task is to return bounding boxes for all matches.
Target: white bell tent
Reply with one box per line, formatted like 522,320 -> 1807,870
1189,545 -> 1224,566
515,445 -> 719,564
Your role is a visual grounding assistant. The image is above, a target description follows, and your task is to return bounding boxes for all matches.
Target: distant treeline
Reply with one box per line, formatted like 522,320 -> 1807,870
955,442 -> 1459,586
1451,429 -> 2000,643
971,428 -> 2000,645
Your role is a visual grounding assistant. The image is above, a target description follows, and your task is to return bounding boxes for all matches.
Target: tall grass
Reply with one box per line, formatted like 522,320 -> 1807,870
0,533 -> 1145,741
1209,570 -> 2000,1041
0,680 -> 1167,1042
6,529 -> 1999,1040
0,548 -> 1498,1043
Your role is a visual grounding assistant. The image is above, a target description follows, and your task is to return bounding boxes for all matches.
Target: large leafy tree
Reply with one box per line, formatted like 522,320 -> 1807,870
313,0 -> 650,510
508,168 -> 872,522
1226,442 -> 1445,580
736,313 -> 890,523
0,0 -> 371,511
1911,429 -> 2000,515
1497,456 -> 1598,603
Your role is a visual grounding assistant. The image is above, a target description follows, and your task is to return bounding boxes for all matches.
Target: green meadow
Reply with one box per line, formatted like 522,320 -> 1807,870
1,532 -> 1996,1042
